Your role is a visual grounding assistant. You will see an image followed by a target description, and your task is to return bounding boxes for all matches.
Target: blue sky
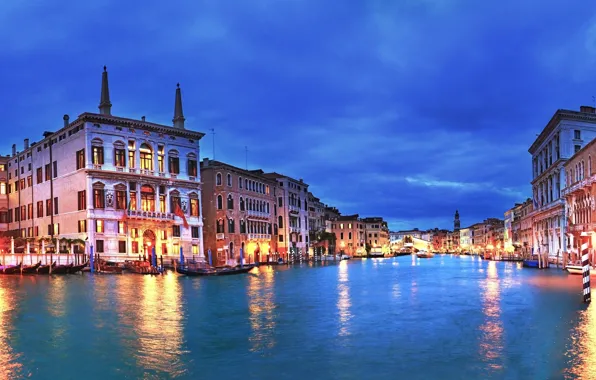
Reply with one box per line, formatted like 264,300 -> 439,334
2,0 -> 596,231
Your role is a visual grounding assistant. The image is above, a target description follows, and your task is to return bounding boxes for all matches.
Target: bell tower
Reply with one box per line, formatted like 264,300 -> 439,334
454,210 -> 460,231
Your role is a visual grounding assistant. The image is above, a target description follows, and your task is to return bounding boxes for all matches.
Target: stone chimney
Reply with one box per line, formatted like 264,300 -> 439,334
24,139 -> 29,150
12,144 -> 16,157
141,116 -> 146,122
63,114 -> 69,128
202,157 -> 209,167
580,105 -> 596,114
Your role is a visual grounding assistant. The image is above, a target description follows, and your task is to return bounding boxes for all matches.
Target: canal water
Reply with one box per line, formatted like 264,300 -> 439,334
0,255 -> 594,379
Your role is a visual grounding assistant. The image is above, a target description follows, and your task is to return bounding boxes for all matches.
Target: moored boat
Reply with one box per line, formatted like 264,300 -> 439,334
21,261 -> 42,274
52,263 -> 74,274
1,263 -> 23,274
124,260 -> 160,275
523,259 -> 542,268
37,261 -> 56,274
566,265 -> 583,275
416,251 -> 435,259
67,261 -> 88,274
176,265 -> 255,277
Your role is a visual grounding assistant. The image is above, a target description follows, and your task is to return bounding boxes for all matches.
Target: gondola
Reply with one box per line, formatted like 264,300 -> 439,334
124,260 -> 160,275
52,263 -> 74,274
522,259 -> 541,268
1,263 -> 23,274
67,262 -> 88,274
37,262 -> 56,274
176,265 -> 255,277
21,261 -> 42,274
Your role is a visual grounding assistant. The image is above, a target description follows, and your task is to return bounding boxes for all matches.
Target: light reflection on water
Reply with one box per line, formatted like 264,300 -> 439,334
1,257 -> 596,379
248,265 -> 277,354
565,292 -> 596,379
337,261 -> 352,337
0,280 -> 24,379
479,260 -> 503,371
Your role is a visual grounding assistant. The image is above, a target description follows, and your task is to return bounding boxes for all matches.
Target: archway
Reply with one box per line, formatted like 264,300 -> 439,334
143,229 -> 156,259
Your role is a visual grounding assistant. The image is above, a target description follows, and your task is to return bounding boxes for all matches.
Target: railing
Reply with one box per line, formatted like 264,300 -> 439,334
289,226 -> 300,233
126,210 -> 174,220
247,234 -> 271,240
562,177 -> 594,197
289,205 -> 300,214
247,210 -> 270,218
87,165 -> 192,181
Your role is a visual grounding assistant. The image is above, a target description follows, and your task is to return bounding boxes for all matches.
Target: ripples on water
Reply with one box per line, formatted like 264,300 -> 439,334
0,256 -> 594,379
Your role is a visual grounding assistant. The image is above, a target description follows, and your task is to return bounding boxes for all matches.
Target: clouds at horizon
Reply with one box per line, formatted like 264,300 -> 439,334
2,0 -> 596,230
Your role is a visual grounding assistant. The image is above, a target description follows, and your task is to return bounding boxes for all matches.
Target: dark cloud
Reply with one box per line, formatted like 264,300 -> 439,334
1,0 -> 595,230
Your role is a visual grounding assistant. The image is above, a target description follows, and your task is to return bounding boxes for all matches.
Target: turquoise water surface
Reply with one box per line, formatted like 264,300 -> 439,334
0,255 -> 594,379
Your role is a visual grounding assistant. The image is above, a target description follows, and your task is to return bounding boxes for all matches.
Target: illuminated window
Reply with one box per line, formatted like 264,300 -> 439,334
140,185 -> 155,211
158,145 -> 165,172
139,143 -> 153,170
96,220 -> 104,233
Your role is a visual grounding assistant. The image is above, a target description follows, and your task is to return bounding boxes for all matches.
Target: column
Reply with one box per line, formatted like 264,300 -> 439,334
155,185 -> 160,213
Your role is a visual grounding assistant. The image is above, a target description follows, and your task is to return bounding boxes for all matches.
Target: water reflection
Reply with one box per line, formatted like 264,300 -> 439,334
113,274 -> 186,377
564,301 -> 596,378
248,266 -> 277,353
0,280 -> 24,378
137,273 -> 185,376
337,261 -> 352,337
478,261 -> 503,370
47,276 -> 67,351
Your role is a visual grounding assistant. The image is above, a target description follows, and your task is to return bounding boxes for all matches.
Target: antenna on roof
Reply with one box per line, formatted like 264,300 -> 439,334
592,95 -> 595,108
209,128 -> 215,159
245,146 -> 249,170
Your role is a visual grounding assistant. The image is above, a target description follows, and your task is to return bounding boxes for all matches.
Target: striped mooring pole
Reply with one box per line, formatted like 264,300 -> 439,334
581,234 -> 591,304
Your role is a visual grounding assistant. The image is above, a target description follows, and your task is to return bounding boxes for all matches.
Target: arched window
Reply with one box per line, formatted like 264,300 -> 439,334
227,173 -> 232,186
216,172 -> 222,186
278,215 -> 284,228
239,197 -> 245,211
91,138 -> 104,165
227,194 -> 234,210
168,149 -> 180,174
266,202 -> 270,213
140,185 -> 155,211
228,218 -> 235,233
217,194 -> 223,210
590,156 -> 592,176
140,143 -> 153,170
239,177 -> 243,189
216,219 -> 225,233
240,219 -> 246,233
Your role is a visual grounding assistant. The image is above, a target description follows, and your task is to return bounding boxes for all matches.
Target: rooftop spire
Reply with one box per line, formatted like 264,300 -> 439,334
99,65 -> 112,115
173,82 -> 185,129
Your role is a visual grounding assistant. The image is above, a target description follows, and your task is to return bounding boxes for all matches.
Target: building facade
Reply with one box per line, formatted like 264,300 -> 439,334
3,68 -> 205,259
459,227 -> 472,251
529,106 -> 596,259
329,214 -> 365,256
263,173 -> 310,258
307,192 -> 326,235
562,136 -> 596,252
362,217 -> 390,251
200,159 -> 278,265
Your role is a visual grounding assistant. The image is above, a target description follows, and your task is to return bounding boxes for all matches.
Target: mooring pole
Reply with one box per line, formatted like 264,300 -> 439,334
581,232 -> 591,304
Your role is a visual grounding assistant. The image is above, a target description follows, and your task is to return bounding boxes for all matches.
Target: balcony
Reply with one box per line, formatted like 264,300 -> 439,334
247,233 -> 271,240
289,226 -> 300,233
126,210 -> 174,221
289,205 -> 300,214
562,177 -> 595,197
216,233 -> 225,240
247,210 -> 270,219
